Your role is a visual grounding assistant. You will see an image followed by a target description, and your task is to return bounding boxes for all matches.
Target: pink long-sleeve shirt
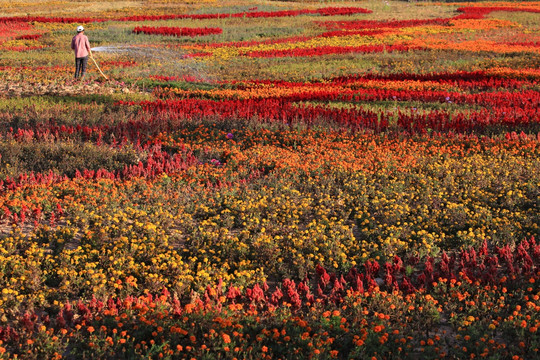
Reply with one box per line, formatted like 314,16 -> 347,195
71,33 -> 91,58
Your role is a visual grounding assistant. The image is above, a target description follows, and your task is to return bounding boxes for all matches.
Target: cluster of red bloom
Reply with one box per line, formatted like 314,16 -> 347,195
133,26 -> 223,37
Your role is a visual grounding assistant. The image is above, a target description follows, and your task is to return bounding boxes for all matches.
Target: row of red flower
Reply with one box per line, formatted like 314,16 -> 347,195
318,17 -> 450,31
14,33 -> 42,40
325,88 -> 539,109
126,97 -> 539,133
221,69 -> 539,90
133,26 -> 222,37
327,70 -> 540,86
244,44 -> 420,58
455,5 -> 540,20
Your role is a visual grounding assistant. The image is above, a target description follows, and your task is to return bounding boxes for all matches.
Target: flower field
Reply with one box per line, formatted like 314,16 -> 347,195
0,0 -> 539,359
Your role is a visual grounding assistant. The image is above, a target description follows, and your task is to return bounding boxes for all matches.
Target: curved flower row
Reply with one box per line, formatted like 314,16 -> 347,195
133,26 -> 222,37
455,5 -> 540,19
244,44 -> 420,58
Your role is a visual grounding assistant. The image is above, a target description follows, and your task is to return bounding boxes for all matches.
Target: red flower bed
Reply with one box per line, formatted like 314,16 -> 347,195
455,6 -> 540,20
318,18 -> 451,31
0,21 -> 33,38
315,7 -> 372,16
14,33 -> 42,40
119,98 -> 388,132
133,26 -> 223,37
504,41 -> 540,47
244,44 -> 420,58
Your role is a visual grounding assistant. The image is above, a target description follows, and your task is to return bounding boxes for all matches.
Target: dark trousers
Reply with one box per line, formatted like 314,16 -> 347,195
74,56 -> 88,78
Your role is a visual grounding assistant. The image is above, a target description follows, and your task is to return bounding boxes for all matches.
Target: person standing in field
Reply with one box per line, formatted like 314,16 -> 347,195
71,25 -> 92,79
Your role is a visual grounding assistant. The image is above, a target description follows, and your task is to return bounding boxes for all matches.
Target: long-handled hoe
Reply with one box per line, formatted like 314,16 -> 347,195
90,52 -> 108,80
